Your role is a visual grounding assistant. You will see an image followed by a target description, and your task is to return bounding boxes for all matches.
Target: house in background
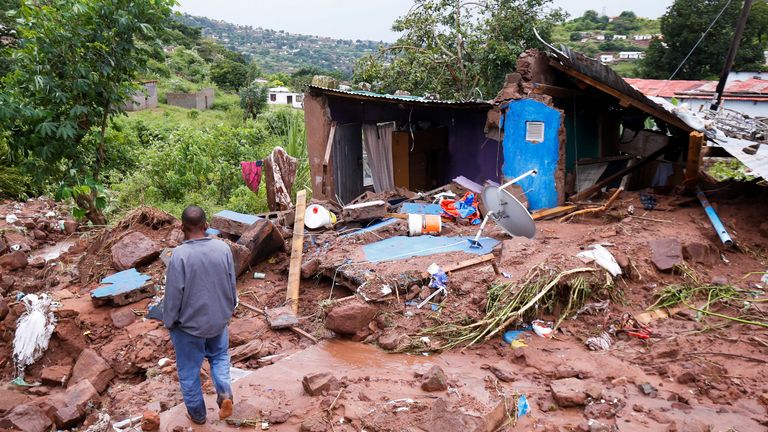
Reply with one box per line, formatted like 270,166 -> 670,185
599,54 -> 615,64
166,88 -> 214,110
121,81 -> 158,112
612,34 -> 627,40
626,77 -> 768,118
268,86 -> 304,109
619,51 -> 644,60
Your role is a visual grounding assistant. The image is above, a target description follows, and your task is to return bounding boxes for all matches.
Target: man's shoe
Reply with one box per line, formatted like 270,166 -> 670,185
187,414 -> 206,425
219,399 -> 233,420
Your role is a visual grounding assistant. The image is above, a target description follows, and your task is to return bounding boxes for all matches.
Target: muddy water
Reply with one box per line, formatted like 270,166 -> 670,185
308,339 -> 431,371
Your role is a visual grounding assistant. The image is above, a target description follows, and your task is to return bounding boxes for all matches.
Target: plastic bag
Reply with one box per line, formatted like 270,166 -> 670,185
13,294 -> 56,380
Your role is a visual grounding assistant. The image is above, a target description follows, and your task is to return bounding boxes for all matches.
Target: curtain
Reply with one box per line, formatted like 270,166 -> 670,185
363,122 -> 395,192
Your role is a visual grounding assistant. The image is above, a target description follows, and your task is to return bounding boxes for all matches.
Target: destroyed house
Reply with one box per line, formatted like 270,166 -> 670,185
305,46 -> 763,213
303,87 -> 495,203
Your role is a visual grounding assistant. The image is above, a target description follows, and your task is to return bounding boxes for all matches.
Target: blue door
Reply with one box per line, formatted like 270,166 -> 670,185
501,99 -> 562,210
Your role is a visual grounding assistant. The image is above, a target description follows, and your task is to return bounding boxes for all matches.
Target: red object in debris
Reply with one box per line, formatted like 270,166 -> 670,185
240,161 -> 263,194
313,207 -> 318,214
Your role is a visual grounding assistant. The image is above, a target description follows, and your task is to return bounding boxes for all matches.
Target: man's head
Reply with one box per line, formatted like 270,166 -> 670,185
181,205 -> 207,239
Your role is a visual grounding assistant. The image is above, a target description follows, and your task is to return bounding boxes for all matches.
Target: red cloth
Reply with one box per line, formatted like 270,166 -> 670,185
240,161 -> 263,193
440,191 -> 481,224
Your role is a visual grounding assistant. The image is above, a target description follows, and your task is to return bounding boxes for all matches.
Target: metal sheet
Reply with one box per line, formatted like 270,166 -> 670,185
400,202 -> 443,215
91,268 -> 152,299
333,123 -> 364,204
363,236 -> 499,263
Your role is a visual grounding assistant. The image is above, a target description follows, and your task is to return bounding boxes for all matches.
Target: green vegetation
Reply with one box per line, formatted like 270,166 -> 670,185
640,0 -> 768,79
353,0 -> 566,100
175,13 -> 381,77
0,0 -> 308,225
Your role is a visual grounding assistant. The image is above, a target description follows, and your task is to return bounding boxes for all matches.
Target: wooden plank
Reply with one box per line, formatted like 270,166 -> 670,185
571,144 -> 672,202
286,190 -> 307,314
238,300 -> 317,343
548,61 -> 692,133
531,205 -> 578,220
685,131 -> 705,184
321,122 -> 336,195
442,254 -> 496,273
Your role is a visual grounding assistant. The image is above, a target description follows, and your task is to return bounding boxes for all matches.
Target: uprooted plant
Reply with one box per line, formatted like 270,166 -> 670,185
648,264 -> 768,329
402,264 -> 618,352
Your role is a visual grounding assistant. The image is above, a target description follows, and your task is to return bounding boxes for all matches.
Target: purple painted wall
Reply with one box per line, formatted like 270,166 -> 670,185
325,95 -> 501,185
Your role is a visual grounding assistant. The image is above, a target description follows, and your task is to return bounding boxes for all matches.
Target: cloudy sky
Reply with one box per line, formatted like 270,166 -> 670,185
176,0 -> 674,42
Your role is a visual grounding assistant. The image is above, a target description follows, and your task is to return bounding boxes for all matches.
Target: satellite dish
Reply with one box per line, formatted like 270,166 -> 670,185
469,169 -> 537,248
481,186 -> 536,239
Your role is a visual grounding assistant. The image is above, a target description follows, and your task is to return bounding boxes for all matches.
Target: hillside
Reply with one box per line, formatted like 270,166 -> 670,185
175,13 -> 384,77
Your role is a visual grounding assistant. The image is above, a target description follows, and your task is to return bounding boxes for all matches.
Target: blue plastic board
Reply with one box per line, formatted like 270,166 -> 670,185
206,228 -> 221,236
340,218 -> 399,238
213,210 -> 261,225
91,268 -> 152,299
501,99 -> 562,210
399,203 -> 443,215
363,236 -> 499,263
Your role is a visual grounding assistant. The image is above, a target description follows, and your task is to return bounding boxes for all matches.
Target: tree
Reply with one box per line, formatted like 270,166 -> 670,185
640,0 -> 768,79
0,0 -> 20,78
0,0 -> 175,224
353,0 -> 565,100
608,11 -> 640,34
167,48 -> 210,83
239,83 -> 269,121
211,59 -> 248,91
289,66 -> 342,91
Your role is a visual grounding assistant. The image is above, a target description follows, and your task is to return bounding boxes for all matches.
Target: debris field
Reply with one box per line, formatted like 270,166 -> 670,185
0,180 -> 767,432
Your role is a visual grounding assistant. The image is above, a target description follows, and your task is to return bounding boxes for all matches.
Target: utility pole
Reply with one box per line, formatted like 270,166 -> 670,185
711,0 -> 754,111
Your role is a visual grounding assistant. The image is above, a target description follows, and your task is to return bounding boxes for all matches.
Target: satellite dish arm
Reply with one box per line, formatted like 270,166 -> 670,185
501,169 -> 538,190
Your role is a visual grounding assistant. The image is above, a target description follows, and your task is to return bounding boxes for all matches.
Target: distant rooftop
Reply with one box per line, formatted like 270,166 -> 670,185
626,78 -> 768,102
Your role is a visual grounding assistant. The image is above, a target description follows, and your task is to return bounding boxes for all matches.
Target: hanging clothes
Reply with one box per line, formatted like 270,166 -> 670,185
240,161 -> 263,194
440,192 -> 481,225
363,122 -> 395,192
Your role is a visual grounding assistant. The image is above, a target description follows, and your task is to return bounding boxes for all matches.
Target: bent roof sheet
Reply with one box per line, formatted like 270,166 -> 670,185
307,86 -> 491,109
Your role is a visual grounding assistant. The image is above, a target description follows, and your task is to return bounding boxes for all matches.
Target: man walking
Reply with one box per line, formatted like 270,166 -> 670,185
164,206 -> 237,424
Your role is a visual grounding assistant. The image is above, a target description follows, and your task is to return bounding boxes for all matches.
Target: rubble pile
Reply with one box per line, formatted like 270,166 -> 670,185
0,179 -> 766,431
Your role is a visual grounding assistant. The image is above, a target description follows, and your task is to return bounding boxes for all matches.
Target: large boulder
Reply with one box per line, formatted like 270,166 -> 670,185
69,349 -> 115,393
111,231 -> 160,271
0,250 -> 28,271
302,372 -> 340,396
0,389 -> 30,416
649,238 -> 683,272
324,300 -> 377,335
222,239 -> 251,277
0,404 -> 53,432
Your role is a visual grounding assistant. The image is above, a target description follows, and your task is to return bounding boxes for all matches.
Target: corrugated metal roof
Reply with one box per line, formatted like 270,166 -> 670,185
307,86 -> 491,109
624,78 -> 768,101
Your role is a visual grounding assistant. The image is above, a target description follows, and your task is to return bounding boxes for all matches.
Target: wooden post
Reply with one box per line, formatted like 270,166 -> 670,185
321,122 -> 336,196
286,190 -> 307,314
685,131 -> 705,184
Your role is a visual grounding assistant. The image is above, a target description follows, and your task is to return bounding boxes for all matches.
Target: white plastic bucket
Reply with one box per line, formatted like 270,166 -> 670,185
305,204 -> 337,229
407,214 -> 442,236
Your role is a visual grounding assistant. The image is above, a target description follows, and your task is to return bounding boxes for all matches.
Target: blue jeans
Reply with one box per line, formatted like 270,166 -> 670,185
169,328 -> 233,422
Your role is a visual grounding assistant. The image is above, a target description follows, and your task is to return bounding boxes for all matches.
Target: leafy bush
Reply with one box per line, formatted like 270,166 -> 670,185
706,159 -> 756,182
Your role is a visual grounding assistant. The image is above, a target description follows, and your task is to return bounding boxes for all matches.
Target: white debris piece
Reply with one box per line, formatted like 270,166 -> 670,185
577,244 -> 622,277
13,294 -> 56,378
585,332 -> 613,351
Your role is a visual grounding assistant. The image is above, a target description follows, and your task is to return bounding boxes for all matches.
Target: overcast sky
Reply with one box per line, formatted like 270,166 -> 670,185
176,0 -> 674,42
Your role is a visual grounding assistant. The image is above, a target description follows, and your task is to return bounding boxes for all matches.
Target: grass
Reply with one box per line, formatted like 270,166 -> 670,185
403,265 -> 616,352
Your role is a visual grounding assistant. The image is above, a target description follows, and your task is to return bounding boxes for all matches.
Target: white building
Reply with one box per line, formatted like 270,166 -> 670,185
612,35 -> 627,40
619,51 -> 645,60
267,87 -> 304,109
600,54 -> 615,63
595,34 -> 605,41
634,34 -> 653,41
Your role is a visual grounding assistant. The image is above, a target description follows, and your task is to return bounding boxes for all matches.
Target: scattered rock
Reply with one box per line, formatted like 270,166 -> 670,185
63,220 -> 78,235
0,298 -> 9,320
236,219 -> 286,267
31,229 -> 47,240
324,300 -> 377,335
418,286 -> 432,300
416,397 -> 486,432
111,231 -> 160,271
28,256 -> 45,268
302,372 -> 340,396
421,365 -> 449,392
405,284 -> 420,300
69,348 -> 115,393
0,404 -> 53,432
110,308 -> 137,329
168,228 -> 184,246
301,258 -> 321,278
555,366 -> 591,379
0,250 -> 28,271
0,388 -> 30,415
299,413 -> 328,432
268,409 -> 291,424
638,383 -> 658,397
222,239 -> 251,276
378,331 -> 404,350
676,371 -> 697,385
649,238 -> 683,272
550,378 -> 589,407
41,364 -> 73,386
0,274 -> 15,293
710,275 -> 728,286
683,242 -> 717,265
488,365 -> 516,382
141,410 -> 160,431
587,419 -> 610,432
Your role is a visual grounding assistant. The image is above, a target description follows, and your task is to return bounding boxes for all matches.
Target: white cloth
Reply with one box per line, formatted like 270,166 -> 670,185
363,123 -> 395,192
